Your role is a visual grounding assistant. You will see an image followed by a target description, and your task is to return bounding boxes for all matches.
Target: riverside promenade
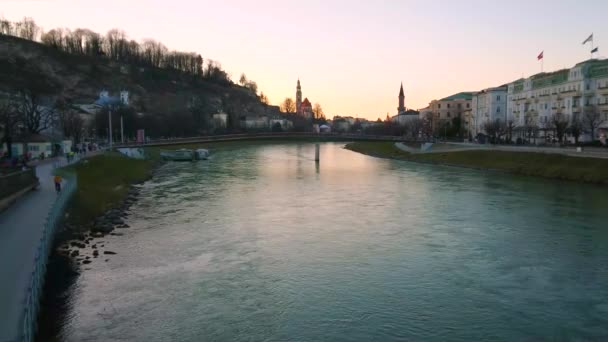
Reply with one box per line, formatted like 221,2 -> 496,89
0,155 -> 81,342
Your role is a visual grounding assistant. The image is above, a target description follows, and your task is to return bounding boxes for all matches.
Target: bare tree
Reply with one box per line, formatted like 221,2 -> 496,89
0,97 -> 20,158
569,114 -> 584,144
56,100 -> 85,143
550,112 -> 569,144
245,81 -> 258,94
407,118 -> 424,142
582,106 -> 606,140
239,73 -> 247,86
421,113 -> 434,141
281,98 -> 295,113
15,17 -> 40,40
523,113 -> 539,144
313,103 -> 324,119
505,120 -> 516,143
483,119 -> 505,143
0,17 -> 13,35
259,92 -> 269,105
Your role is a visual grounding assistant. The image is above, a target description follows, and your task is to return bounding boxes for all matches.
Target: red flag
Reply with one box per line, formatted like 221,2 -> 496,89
537,51 -> 544,60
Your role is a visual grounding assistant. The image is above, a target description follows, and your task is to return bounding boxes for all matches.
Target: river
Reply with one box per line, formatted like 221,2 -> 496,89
56,142 -> 608,341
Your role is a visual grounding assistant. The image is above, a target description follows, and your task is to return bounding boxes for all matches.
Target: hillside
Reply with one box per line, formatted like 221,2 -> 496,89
0,34 -> 281,137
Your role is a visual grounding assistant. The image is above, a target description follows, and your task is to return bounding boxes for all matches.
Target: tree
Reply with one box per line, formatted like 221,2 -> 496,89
0,97 -> 20,158
407,118 -> 424,142
569,114 -> 584,144
483,119 -> 506,144
239,73 -> 248,86
15,17 -> 40,40
582,106 -> 605,141
56,99 -> 85,143
505,120 -> 516,143
313,103 -> 324,120
422,113 -> 434,141
550,112 -> 569,144
259,92 -> 269,105
281,97 -> 295,113
245,81 -> 258,94
9,59 -> 59,135
523,113 -> 539,144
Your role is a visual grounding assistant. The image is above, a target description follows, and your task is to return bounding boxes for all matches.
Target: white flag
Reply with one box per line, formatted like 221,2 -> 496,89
582,33 -> 593,45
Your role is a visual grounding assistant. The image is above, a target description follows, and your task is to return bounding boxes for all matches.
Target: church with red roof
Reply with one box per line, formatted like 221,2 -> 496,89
296,79 -> 314,119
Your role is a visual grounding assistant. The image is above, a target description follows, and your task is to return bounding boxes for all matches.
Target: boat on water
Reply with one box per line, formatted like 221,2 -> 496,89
160,148 -> 210,161
195,149 -> 210,160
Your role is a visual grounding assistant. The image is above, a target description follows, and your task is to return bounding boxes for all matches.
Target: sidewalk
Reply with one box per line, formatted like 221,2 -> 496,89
0,152 -> 92,341
0,162 -> 60,341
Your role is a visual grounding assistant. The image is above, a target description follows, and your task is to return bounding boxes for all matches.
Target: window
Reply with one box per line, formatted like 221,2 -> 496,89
447,104 -> 451,108
544,103 -> 548,110
447,112 -> 451,117
467,103 -> 470,108
497,95 -> 501,101
457,103 -> 461,109
438,104 -> 441,109
497,107 -> 501,113
46,145 -> 52,151
28,145 -> 40,152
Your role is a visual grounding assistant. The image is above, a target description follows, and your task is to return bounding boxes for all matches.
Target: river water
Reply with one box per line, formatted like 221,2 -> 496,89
58,142 -> 608,341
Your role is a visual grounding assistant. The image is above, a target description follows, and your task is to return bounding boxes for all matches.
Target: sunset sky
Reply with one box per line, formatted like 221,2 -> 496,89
2,0 -> 607,119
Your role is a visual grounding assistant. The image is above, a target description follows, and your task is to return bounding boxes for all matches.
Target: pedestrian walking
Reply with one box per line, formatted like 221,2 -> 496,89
54,175 -> 62,194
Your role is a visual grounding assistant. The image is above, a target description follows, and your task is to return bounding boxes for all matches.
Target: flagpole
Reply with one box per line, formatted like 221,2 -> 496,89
591,37 -> 594,59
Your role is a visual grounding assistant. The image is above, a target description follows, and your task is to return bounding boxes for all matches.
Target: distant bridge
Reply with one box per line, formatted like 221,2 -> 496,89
113,132 -> 405,148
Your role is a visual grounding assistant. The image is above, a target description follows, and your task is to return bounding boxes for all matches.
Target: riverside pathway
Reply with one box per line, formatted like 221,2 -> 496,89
0,155 -> 80,342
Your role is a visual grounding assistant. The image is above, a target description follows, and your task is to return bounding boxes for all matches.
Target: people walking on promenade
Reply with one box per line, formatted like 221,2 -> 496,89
54,175 -> 62,193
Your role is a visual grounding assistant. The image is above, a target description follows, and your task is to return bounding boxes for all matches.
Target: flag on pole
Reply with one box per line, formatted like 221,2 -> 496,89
582,33 -> 593,45
537,51 -> 544,60
591,47 -> 599,53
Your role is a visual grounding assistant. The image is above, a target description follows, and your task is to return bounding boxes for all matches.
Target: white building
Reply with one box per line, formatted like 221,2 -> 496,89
120,90 -> 130,106
391,110 -> 420,125
471,86 -> 508,135
212,112 -> 229,129
507,58 -> 608,142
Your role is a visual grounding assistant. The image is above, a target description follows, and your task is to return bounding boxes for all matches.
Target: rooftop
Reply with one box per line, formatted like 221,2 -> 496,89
439,92 -> 474,102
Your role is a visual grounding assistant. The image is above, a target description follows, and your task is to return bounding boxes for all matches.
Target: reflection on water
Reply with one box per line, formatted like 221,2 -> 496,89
61,142 -> 608,341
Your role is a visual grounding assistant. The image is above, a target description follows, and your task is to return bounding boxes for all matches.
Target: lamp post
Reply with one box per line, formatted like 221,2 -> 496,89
108,108 -> 113,149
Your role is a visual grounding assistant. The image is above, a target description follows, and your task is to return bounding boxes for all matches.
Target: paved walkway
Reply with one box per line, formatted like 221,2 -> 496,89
0,151 -> 94,342
395,142 -> 608,159
0,162 -> 61,341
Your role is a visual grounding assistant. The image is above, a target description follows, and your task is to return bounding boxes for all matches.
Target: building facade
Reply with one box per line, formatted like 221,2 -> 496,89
427,92 -> 473,131
398,82 -> 406,113
392,83 -> 419,124
471,86 -> 508,135
507,58 -> 608,142
296,79 -> 302,114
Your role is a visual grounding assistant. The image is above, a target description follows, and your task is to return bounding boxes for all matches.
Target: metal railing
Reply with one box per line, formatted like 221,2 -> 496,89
113,132 -> 407,148
16,173 -> 77,342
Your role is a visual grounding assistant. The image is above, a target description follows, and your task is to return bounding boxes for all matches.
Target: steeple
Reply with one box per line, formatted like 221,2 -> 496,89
398,82 -> 405,113
296,78 -> 303,114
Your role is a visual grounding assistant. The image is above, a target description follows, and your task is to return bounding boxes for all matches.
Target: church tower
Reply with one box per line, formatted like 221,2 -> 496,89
296,79 -> 302,114
398,82 -> 406,113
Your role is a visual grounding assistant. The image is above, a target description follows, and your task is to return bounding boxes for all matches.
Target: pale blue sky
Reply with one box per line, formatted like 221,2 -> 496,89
1,0 -> 606,118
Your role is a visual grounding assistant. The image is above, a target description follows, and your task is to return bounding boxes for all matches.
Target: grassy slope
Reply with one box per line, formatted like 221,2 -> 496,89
56,153 -> 154,224
345,141 -> 608,185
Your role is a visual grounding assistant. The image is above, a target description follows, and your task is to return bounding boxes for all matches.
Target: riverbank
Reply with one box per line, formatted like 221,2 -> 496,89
345,141 -> 608,185
55,152 -> 154,226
